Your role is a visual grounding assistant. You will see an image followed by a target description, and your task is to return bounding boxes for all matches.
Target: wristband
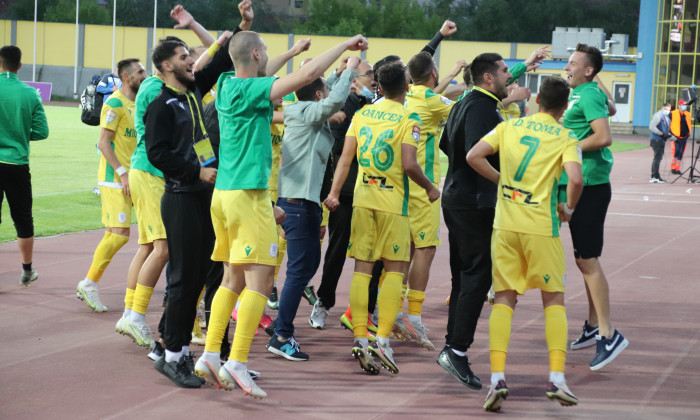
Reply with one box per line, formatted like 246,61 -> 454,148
563,203 -> 574,215
116,166 -> 127,176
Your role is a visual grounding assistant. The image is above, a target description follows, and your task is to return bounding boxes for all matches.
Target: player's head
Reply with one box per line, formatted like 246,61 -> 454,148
565,43 -> 603,88
228,31 -> 268,77
116,58 -> 147,92
470,53 -> 510,99
537,76 -> 570,114
408,52 -> 438,88
354,59 -> 377,94
295,77 -> 328,102
152,38 -> 194,86
0,45 -> 22,73
377,61 -> 409,100
462,64 -> 472,87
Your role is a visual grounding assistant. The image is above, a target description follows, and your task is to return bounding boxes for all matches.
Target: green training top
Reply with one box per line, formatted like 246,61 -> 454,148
562,81 -> 612,186
457,62 -> 527,102
130,74 -> 164,177
0,72 -> 49,165
214,72 -> 277,190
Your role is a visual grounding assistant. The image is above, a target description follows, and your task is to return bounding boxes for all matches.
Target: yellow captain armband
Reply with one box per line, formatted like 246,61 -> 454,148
206,42 -> 221,58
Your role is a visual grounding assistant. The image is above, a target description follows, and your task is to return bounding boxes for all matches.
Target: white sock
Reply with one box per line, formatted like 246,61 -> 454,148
129,311 -> 145,323
406,314 -> 421,325
356,337 -> 369,348
395,311 -> 404,322
377,337 -> 390,347
491,372 -> 505,386
203,351 -> 220,364
82,278 -> 98,289
451,348 -> 466,357
182,345 -> 189,356
226,359 -> 247,372
165,349 -> 182,363
273,280 -> 277,288
549,371 -> 565,384
235,300 -> 241,311
122,308 -> 132,318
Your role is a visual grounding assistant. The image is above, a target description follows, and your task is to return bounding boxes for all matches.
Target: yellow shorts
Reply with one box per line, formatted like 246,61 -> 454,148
408,186 -> 441,248
321,204 -> 329,227
211,189 -> 279,265
491,229 -> 566,294
269,189 -> 278,205
130,169 -> 166,244
347,207 -> 410,262
100,186 -> 132,228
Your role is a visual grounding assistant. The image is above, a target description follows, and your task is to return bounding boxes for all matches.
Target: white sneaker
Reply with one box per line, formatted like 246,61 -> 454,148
195,356 -> 224,389
411,321 -> 436,351
546,381 -> 578,406
191,322 -> 206,346
76,281 -> 108,312
219,362 -> 267,398
309,300 -> 329,329
115,316 -> 128,335
125,319 -> 154,348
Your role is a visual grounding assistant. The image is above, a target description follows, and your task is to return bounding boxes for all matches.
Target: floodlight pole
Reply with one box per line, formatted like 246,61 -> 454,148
32,0 -> 37,82
111,0 -> 117,72
73,0 -> 80,98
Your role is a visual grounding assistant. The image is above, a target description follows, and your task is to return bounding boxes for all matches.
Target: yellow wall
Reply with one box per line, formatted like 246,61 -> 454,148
0,20 -> 10,46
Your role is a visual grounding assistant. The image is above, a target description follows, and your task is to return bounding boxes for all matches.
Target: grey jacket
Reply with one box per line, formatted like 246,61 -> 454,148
278,67 -> 357,205
649,109 -> 671,142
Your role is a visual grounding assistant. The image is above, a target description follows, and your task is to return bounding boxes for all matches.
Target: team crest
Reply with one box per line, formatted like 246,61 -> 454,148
412,126 -> 421,142
105,110 -> 117,124
118,212 -> 127,224
269,243 -> 278,257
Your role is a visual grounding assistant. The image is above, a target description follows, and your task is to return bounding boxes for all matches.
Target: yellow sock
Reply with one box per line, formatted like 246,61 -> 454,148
131,284 -> 154,315
349,272 -> 372,339
377,270 -> 387,288
205,286 -> 239,353
377,272 -> 403,338
406,289 -> 425,316
274,236 -> 287,281
237,287 -> 246,304
544,305 -> 568,372
86,232 -> 129,282
489,304 -> 514,373
397,282 -> 407,312
124,288 -> 135,311
230,289 -> 267,363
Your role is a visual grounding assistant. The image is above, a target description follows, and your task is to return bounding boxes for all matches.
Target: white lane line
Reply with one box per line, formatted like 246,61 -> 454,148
613,197 -> 700,204
102,389 -> 183,420
607,212 -> 700,220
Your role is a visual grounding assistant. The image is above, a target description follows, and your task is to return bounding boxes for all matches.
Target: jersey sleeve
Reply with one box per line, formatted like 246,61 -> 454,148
481,122 -> 503,153
346,121 -> 356,138
581,89 -> 609,123
100,97 -> 123,132
562,133 -> 583,165
250,77 -> 278,109
401,112 -> 421,149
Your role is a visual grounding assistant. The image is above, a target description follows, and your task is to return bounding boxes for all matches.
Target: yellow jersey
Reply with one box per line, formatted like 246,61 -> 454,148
405,84 -> 454,186
268,119 -> 284,191
498,102 -> 522,121
482,113 -> 581,237
98,89 -> 136,186
347,99 -> 421,216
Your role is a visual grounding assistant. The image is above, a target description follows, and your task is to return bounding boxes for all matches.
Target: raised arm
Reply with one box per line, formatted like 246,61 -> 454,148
237,0 -> 254,31
195,31 -> 233,72
266,38 -> 312,77
269,35 -> 368,102
421,20 -> 456,56
434,59 -> 467,94
170,5 -> 215,47
594,75 -> 617,117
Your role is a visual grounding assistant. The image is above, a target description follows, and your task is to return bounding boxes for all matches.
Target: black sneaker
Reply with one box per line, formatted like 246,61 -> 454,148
570,320 -> 599,350
20,269 -> 38,286
303,285 -> 318,306
264,319 -> 276,337
148,341 -> 164,361
590,330 -> 629,371
267,286 -> 279,310
266,335 -> 309,361
183,353 -> 204,385
437,346 -> 482,389
156,355 -> 205,388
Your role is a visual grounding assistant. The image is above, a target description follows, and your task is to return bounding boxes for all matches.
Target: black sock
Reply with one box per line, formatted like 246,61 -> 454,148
22,262 -> 32,272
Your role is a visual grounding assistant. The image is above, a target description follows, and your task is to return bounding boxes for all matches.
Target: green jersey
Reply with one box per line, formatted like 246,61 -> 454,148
562,81 -> 612,186
130,74 -> 164,177
0,72 -> 49,164
214,72 -> 277,190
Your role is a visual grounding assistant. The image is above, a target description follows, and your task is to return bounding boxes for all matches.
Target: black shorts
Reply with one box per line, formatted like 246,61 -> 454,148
566,183 -> 611,259
0,162 -> 34,238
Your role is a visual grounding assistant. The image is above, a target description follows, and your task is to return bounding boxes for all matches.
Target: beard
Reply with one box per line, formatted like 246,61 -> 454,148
172,64 -> 195,90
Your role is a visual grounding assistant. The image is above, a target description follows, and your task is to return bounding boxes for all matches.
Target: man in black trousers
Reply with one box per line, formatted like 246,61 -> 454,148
438,53 -> 513,390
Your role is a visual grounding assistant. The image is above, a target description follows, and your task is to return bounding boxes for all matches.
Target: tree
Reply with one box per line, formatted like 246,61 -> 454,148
44,0 -> 111,25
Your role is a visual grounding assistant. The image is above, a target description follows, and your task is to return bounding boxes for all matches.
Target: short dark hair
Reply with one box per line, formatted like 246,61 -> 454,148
575,43 -> 603,76
0,45 -> 22,72
408,52 -> 435,85
663,102 -> 672,107
377,62 -> 407,99
152,38 -> 187,72
462,64 -> 472,86
373,55 -> 401,79
470,53 -> 503,86
295,77 -> 325,101
116,58 -> 140,80
538,76 -> 570,111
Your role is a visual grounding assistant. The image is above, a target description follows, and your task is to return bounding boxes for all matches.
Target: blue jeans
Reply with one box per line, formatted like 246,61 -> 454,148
275,198 -> 322,339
